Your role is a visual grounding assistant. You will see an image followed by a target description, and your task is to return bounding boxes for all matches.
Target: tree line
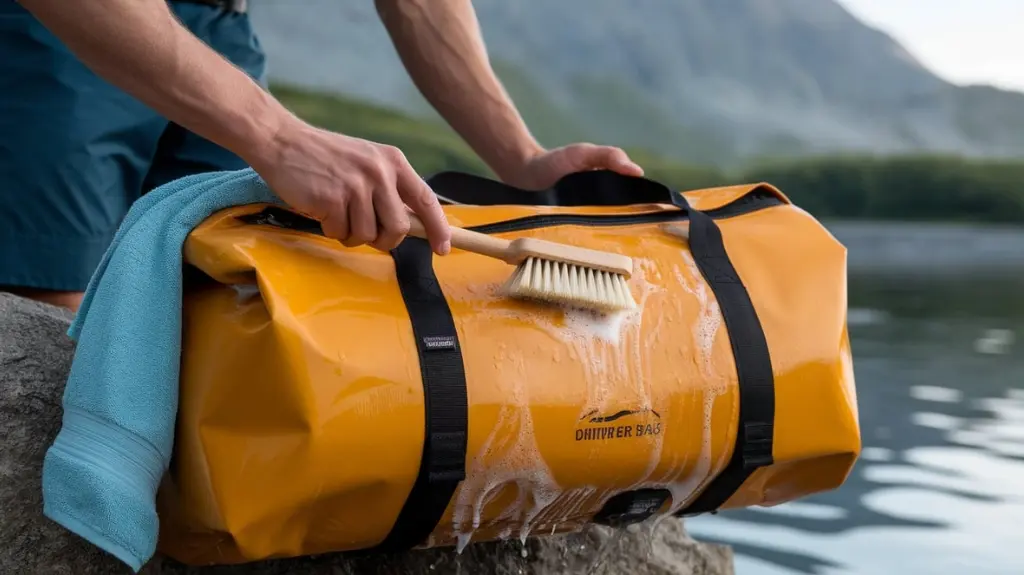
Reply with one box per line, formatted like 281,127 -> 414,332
639,154 -> 1024,224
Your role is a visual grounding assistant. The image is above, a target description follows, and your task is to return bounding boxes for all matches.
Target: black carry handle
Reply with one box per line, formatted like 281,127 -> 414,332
425,169 -> 689,209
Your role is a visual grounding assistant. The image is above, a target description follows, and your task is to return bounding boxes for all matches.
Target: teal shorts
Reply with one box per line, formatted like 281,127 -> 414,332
0,1 -> 267,291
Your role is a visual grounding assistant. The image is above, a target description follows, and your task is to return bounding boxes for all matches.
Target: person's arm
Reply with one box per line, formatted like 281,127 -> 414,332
17,0 -> 452,254
375,0 -> 545,184
19,0 -> 288,169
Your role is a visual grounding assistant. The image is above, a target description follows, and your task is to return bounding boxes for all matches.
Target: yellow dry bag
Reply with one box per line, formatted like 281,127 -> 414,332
156,170 -> 860,565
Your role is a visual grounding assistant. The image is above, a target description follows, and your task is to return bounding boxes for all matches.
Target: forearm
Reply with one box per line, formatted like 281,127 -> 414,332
376,0 -> 543,181
18,0 -> 295,169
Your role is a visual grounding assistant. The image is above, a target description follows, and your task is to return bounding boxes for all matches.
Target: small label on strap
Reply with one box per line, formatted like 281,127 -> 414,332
422,335 -> 457,351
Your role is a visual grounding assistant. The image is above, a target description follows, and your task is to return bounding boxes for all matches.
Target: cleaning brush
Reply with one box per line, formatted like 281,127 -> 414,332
407,214 -> 636,313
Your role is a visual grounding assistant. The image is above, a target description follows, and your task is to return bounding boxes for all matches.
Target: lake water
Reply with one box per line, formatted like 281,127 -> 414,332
686,221 -> 1024,574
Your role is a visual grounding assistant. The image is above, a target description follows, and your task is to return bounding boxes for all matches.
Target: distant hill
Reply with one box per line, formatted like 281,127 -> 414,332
249,0 -> 1024,166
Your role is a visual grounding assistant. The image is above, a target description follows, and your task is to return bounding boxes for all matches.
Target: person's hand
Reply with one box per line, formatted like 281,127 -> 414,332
250,120 -> 451,255
500,143 -> 645,190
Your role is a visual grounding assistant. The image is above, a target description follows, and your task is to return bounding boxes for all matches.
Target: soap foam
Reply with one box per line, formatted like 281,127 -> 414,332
674,251 -> 723,384
449,263 -> 662,550
620,252 -> 728,516
451,376 -> 563,551
449,249 -> 731,543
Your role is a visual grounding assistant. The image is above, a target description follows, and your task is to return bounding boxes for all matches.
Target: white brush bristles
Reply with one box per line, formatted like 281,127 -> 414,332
502,257 -> 637,313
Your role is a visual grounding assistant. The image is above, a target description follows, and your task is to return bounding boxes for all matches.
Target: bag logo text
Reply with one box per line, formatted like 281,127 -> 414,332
575,408 -> 662,442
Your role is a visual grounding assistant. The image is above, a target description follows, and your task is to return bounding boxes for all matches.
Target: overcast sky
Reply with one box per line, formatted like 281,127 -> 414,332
836,0 -> 1024,92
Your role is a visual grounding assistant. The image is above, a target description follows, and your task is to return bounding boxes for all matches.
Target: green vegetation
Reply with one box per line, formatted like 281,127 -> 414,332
743,155 -> 1024,224
271,82 -> 1024,224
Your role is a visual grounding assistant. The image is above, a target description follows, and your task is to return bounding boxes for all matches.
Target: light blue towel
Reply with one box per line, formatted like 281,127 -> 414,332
41,168 -> 283,571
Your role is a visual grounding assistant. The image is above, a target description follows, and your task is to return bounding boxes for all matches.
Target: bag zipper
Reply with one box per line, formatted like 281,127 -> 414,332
236,189 -> 783,235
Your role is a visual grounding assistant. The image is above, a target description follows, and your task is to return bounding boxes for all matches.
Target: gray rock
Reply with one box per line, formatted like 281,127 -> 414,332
0,292 -> 733,575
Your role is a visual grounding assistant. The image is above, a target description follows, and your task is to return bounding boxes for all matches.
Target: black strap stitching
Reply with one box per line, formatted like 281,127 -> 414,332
675,205 -> 776,516
373,238 -> 468,550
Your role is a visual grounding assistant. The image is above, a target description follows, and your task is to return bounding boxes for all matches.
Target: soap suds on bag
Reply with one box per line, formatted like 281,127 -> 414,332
451,352 -> 563,552
675,250 -> 722,384
451,262 -> 660,548
562,308 -> 630,345
619,253 -> 726,511
451,248 -> 731,540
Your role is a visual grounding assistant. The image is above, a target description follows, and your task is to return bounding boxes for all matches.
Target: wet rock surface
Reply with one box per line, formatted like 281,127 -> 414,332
0,292 -> 733,575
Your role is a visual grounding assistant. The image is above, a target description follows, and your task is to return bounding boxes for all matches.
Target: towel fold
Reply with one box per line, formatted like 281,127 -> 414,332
41,168 -> 282,571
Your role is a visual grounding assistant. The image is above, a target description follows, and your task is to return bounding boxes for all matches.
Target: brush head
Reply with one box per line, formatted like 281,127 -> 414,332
503,237 -> 634,278
502,256 -> 637,313
499,237 -> 636,313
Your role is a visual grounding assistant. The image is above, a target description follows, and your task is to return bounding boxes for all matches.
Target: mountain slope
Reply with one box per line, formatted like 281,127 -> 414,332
272,83 -> 1024,225
248,0 -> 1024,164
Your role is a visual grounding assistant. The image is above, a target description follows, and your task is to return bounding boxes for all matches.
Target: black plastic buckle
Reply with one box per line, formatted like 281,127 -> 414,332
593,488 -> 672,527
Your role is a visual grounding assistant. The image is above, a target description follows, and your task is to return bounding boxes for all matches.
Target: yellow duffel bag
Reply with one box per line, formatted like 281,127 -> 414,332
156,170 -> 860,565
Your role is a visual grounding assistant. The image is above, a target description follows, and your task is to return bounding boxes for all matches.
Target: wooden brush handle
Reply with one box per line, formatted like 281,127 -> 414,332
407,213 -> 514,261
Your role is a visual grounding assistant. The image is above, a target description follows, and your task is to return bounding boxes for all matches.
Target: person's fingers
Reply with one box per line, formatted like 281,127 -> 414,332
605,147 -> 645,176
344,183 -> 378,248
393,152 -> 450,255
581,145 -> 644,176
371,181 -> 411,252
319,196 -> 351,243
562,143 -> 597,170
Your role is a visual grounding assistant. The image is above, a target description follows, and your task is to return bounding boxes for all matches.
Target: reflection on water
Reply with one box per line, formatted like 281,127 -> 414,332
687,222 -> 1024,575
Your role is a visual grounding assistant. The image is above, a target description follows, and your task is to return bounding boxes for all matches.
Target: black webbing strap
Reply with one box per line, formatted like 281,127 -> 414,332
374,238 -> 469,550
674,205 -> 776,517
427,169 -> 688,208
